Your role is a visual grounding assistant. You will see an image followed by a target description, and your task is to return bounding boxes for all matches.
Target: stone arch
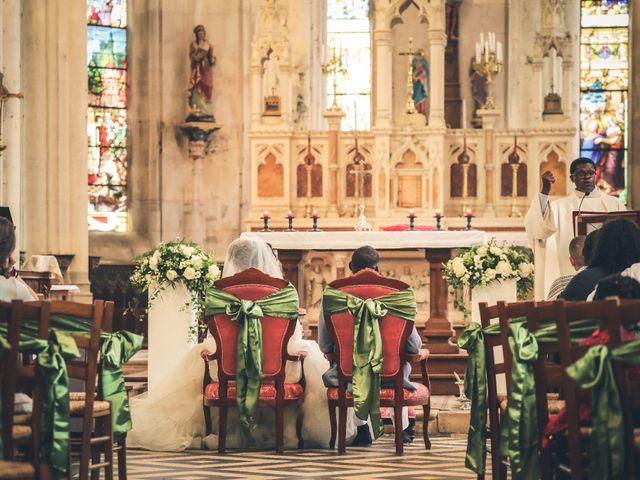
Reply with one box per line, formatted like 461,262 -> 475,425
385,0 -> 435,29
539,146 -> 567,196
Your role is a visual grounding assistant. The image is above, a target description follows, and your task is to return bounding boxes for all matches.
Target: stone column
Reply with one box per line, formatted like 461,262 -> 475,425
373,29 -> 392,128
22,0 -> 90,299
427,30 -> 447,128
477,108 -> 500,217
250,62 -> 262,126
323,110 -> 345,216
531,60 -> 544,121
0,0 -> 23,249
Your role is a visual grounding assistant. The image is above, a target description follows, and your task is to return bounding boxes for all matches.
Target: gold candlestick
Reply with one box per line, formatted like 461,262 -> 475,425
472,38 -> 503,110
508,135 -> 522,218
457,132 -> 471,216
321,46 -> 347,112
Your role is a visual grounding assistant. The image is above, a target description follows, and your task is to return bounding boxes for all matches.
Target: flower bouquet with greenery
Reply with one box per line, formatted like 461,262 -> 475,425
131,239 -> 221,323
443,239 -> 534,320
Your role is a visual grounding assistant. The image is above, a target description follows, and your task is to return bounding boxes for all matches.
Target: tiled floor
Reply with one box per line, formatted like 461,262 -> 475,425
125,434 -> 485,480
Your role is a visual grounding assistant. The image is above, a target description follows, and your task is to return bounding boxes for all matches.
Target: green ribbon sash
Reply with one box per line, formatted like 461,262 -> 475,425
457,321 -> 499,474
100,331 -> 144,441
322,286 -> 417,439
566,338 -> 640,480
205,283 -> 299,432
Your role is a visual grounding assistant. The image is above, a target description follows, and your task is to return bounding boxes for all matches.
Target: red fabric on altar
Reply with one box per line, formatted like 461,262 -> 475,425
382,224 -> 435,231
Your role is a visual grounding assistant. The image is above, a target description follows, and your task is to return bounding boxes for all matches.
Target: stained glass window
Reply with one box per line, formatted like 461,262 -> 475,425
326,0 -> 371,131
87,0 -> 128,232
580,0 -> 629,200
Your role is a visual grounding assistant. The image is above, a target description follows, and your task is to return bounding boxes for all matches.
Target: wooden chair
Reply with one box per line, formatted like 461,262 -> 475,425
555,299 -> 620,480
54,300 -> 114,480
324,269 -> 431,455
202,268 -> 306,454
477,301 -> 512,480
0,300 -> 51,479
606,298 -> 640,479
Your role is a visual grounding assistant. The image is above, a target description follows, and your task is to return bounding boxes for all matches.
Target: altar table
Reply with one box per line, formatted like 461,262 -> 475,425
241,230 -> 486,395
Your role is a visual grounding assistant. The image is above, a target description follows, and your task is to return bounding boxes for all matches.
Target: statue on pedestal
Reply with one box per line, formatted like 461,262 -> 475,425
188,25 -> 216,122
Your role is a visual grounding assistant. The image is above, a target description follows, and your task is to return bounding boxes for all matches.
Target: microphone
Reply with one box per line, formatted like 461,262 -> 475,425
575,189 -> 591,235
577,189 -> 590,215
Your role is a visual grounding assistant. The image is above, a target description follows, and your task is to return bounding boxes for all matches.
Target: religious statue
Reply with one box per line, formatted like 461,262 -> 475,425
188,25 -> 216,121
469,57 -> 488,121
305,263 -> 328,309
412,54 -> 429,115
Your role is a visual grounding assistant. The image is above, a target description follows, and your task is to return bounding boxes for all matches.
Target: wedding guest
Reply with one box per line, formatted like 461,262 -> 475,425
559,219 -> 640,301
318,246 -> 422,445
0,217 -> 37,301
128,237 -> 346,451
546,235 -> 585,300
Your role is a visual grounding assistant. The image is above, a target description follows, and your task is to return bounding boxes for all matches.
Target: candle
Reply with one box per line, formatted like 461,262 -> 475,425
497,41 -> 503,63
462,99 -> 467,130
287,210 -> 295,219
466,209 -> 474,217
475,42 -> 480,63
409,210 -> 416,218
480,32 -> 484,49
435,209 -> 442,218
312,210 -> 319,219
262,210 -> 270,219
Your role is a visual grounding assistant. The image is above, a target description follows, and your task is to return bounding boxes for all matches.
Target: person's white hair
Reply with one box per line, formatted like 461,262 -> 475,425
221,237 -> 283,279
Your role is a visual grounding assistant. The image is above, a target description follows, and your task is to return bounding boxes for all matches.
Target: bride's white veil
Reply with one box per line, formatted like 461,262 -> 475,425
222,237 -> 283,279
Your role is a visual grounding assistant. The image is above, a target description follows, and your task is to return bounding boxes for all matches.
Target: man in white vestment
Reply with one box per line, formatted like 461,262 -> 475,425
524,157 -> 625,299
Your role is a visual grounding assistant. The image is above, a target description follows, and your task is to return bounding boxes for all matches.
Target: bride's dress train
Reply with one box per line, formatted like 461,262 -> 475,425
128,325 -> 356,451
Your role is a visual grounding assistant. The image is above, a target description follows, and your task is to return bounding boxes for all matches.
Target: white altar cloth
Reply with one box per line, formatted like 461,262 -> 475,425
241,230 -> 487,250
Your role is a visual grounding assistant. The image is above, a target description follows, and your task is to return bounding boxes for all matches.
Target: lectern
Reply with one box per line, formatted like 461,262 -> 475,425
572,210 -> 640,236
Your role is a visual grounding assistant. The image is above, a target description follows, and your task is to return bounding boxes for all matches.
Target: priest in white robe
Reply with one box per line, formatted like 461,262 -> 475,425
524,157 -> 625,299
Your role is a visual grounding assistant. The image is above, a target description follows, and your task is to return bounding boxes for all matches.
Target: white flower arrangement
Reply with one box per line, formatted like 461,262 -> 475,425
443,239 -> 534,320
131,239 -> 221,319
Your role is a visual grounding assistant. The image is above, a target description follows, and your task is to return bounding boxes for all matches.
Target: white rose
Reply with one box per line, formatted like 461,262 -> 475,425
495,260 -> 512,277
473,255 -> 483,267
490,246 -> 503,256
166,269 -> 178,281
452,257 -> 467,278
183,267 -> 196,280
149,257 -> 158,271
191,256 -> 204,270
477,246 -> 488,256
208,264 -> 220,279
485,268 -> 497,281
181,246 -> 195,257
518,262 -> 533,278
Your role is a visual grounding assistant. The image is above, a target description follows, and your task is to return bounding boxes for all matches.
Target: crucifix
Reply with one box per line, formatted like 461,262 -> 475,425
398,37 -> 419,115
0,72 -> 23,154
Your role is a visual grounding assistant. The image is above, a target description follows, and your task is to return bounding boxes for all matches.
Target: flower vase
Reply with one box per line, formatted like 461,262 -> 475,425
470,279 -> 518,325
147,281 -> 198,393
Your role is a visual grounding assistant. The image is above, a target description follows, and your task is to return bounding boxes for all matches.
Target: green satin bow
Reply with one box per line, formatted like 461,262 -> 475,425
322,286 -> 417,439
100,331 -> 144,441
499,321 -> 540,480
37,330 -> 80,474
566,338 -> 640,480
205,283 -> 299,432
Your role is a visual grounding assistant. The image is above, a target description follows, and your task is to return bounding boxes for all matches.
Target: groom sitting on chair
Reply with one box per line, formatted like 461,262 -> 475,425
318,246 -> 423,446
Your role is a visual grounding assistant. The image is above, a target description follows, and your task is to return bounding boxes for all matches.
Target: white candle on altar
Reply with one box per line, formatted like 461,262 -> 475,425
497,41 -> 503,63
475,42 -> 480,62
551,48 -> 557,90
480,32 -> 484,49
462,99 -> 467,130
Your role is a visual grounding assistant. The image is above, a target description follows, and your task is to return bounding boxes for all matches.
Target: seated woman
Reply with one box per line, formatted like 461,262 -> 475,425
0,217 -> 38,302
560,219 -> 640,300
128,237 -> 354,451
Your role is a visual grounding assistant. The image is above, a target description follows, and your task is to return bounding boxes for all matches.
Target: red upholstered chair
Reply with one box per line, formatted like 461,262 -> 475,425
202,268 -> 305,454
324,269 -> 431,455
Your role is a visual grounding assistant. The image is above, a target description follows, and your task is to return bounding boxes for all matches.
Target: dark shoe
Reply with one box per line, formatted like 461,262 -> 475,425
353,424 -> 373,446
403,424 -> 415,444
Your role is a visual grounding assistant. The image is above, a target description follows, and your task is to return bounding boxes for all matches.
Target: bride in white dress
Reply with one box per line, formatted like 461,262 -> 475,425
128,237 -> 355,451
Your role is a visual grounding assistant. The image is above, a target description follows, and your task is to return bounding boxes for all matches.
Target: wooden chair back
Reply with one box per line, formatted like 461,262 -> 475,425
555,299 -> 620,480
208,268 -> 295,382
49,301 -> 105,425
1,300 -> 50,463
325,269 -> 413,390
606,298 -> 640,478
